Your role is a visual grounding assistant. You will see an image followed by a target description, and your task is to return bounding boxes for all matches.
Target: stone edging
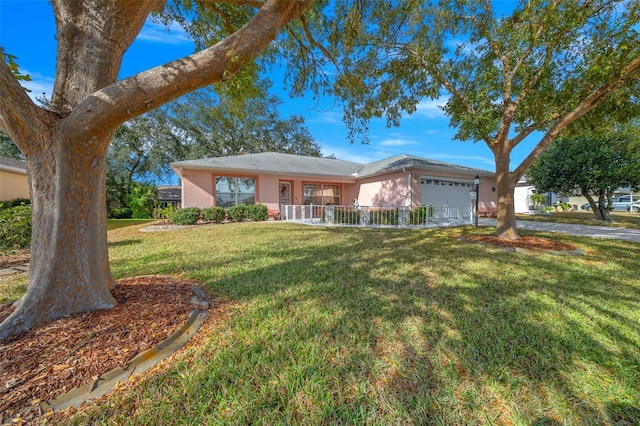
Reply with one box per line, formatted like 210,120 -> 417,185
13,286 -> 210,416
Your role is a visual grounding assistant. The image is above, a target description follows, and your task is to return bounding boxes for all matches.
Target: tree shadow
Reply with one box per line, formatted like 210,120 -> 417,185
104,224 -> 640,424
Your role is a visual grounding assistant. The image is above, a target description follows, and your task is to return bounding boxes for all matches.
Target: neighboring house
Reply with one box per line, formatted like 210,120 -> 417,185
156,185 -> 182,208
515,176 -> 572,212
171,152 -> 497,216
0,156 -> 29,201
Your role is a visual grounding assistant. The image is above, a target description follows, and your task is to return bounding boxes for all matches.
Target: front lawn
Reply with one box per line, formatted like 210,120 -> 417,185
517,210 -> 640,229
107,218 -> 155,231
8,222 -> 640,424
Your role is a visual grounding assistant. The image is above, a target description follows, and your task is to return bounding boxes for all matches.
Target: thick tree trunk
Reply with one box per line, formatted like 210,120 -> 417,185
0,134 -> 115,341
0,0 -> 314,341
494,151 -> 520,240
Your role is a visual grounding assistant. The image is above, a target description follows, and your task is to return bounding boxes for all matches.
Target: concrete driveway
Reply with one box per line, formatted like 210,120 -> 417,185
478,218 -> 640,243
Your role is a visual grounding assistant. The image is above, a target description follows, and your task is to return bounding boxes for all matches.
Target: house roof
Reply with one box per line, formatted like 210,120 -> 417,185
0,156 -> 27,175
171,152 -> 363,179
356,154 -> 491,178
171,152 -> 494,179
157,185 -> 181,202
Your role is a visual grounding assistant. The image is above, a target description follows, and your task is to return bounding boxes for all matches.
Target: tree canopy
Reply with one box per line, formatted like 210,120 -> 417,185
527,129 -> 640,220
105,85 -> 321,213
318,0 -> 640,239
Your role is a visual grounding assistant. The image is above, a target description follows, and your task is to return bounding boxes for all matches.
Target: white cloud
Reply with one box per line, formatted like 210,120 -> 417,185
309,110 -> 342,124
19,70 -> 54,103
412,96 -> 450,119
378,137 -> 417,147
137,20 -> 191,45
320,145 -> 382,164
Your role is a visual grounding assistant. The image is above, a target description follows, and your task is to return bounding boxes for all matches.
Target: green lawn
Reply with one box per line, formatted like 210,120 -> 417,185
4,221 -> 640,424
517,210 -> 640,229
107,218 -> 155,231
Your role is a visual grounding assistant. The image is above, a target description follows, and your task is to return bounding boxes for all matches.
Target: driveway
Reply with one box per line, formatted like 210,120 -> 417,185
478,218 -> 640,243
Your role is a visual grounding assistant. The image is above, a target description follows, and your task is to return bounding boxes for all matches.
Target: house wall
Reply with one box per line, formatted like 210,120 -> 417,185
514,185 -> 535,213
0,169 -> 29,200
347,172 -> 411,206
181,170 -> 214,208
179,167 -> 498,212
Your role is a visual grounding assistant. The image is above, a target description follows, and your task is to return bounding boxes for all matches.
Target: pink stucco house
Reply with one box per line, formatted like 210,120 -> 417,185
170,152 -> 497,217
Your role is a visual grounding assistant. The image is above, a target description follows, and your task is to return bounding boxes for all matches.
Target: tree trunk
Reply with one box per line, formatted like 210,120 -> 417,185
0,0 -> 314,341
0,134 -> 116,341
494,151 -> 520,240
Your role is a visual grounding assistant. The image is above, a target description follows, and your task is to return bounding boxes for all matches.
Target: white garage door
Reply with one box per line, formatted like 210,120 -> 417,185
420,177 -> 473,207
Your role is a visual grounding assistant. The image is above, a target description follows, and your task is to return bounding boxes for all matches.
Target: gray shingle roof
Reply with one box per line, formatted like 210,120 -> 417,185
0,156 -> 27,174
356,154 -> 491,177
172,152 -> 363,178
171,152 -> 494,179
157,186 -> 181,202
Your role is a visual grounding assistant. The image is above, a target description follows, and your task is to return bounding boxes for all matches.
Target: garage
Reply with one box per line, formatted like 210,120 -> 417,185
420,177 -> 473,207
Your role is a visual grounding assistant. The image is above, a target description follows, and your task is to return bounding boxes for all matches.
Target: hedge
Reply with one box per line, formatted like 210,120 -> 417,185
202,207 -> 226,224
0,204 -> 31,251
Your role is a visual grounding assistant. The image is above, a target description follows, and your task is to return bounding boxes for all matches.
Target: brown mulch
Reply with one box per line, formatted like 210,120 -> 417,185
0,275 -> 216,421
0,250 -> 30,270
461,234 -> 577,251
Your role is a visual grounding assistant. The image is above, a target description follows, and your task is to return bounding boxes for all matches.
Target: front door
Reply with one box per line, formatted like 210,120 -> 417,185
279,182 -> 291,206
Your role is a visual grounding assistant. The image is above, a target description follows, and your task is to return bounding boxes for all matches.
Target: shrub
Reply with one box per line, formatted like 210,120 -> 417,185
0,197 -> 30,210
154,204 -> 175,222
126,184 -> 156,219
227,204 -> 249,222
202,207 -> 226,224
110,207 -> 133,219
333,208 -> 360,225
0,205 -> 31,251
247,204 -> 268,222
171,207 -> 201,225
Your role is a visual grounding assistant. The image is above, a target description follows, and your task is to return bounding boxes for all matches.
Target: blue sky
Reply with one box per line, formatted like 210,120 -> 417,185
0,0 -> 540,172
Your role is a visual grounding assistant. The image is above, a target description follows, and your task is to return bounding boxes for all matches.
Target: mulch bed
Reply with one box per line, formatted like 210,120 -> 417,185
0,249 -> 30,270
461,234 -> 577,251
0,276 -> 206,421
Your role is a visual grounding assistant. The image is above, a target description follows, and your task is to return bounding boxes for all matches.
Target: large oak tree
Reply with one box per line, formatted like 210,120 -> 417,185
0,0 -> 314,341
324,0 -> 640,239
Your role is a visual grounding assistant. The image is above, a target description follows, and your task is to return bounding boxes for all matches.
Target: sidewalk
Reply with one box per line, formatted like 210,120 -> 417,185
479,218 -> 640,243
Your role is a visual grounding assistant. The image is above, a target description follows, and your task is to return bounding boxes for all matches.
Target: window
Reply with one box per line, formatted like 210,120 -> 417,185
303,184 -> 340,205
215,176 -> 256,207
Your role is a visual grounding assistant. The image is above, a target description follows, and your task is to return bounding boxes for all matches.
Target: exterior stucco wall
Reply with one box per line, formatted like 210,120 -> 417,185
178,166 -> 498,211
350,172 -> 411,206
0,170 -> 29,200
181,170 -> 213,208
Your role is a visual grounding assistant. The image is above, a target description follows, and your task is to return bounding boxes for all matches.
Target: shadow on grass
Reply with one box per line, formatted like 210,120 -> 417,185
101,223 -> 639,424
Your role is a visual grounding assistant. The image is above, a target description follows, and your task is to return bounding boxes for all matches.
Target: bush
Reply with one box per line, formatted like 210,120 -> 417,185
332,208 -> 360,225
247,204 -> 269,222
126,184 -> 156,219
0,197 -> 30,210
227,204 -> 249,222
154,204 -> 175,222
0,205 -> 31,251
171,207 -> 201,225
110,207 -> 133,219
202,207 -> 226,224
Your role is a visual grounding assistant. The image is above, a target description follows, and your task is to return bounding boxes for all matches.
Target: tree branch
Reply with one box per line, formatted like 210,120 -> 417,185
513,55 -> 640,179
0,60 -> 53,156
62,0 -> 314,138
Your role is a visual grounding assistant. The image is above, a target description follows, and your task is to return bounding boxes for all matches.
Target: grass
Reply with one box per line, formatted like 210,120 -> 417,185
517,210 -> 640,229
3,220 -> 640,425
107,218 -> 155,231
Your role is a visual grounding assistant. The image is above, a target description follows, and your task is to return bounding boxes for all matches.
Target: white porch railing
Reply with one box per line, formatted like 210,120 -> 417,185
280,205 -> 473,228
